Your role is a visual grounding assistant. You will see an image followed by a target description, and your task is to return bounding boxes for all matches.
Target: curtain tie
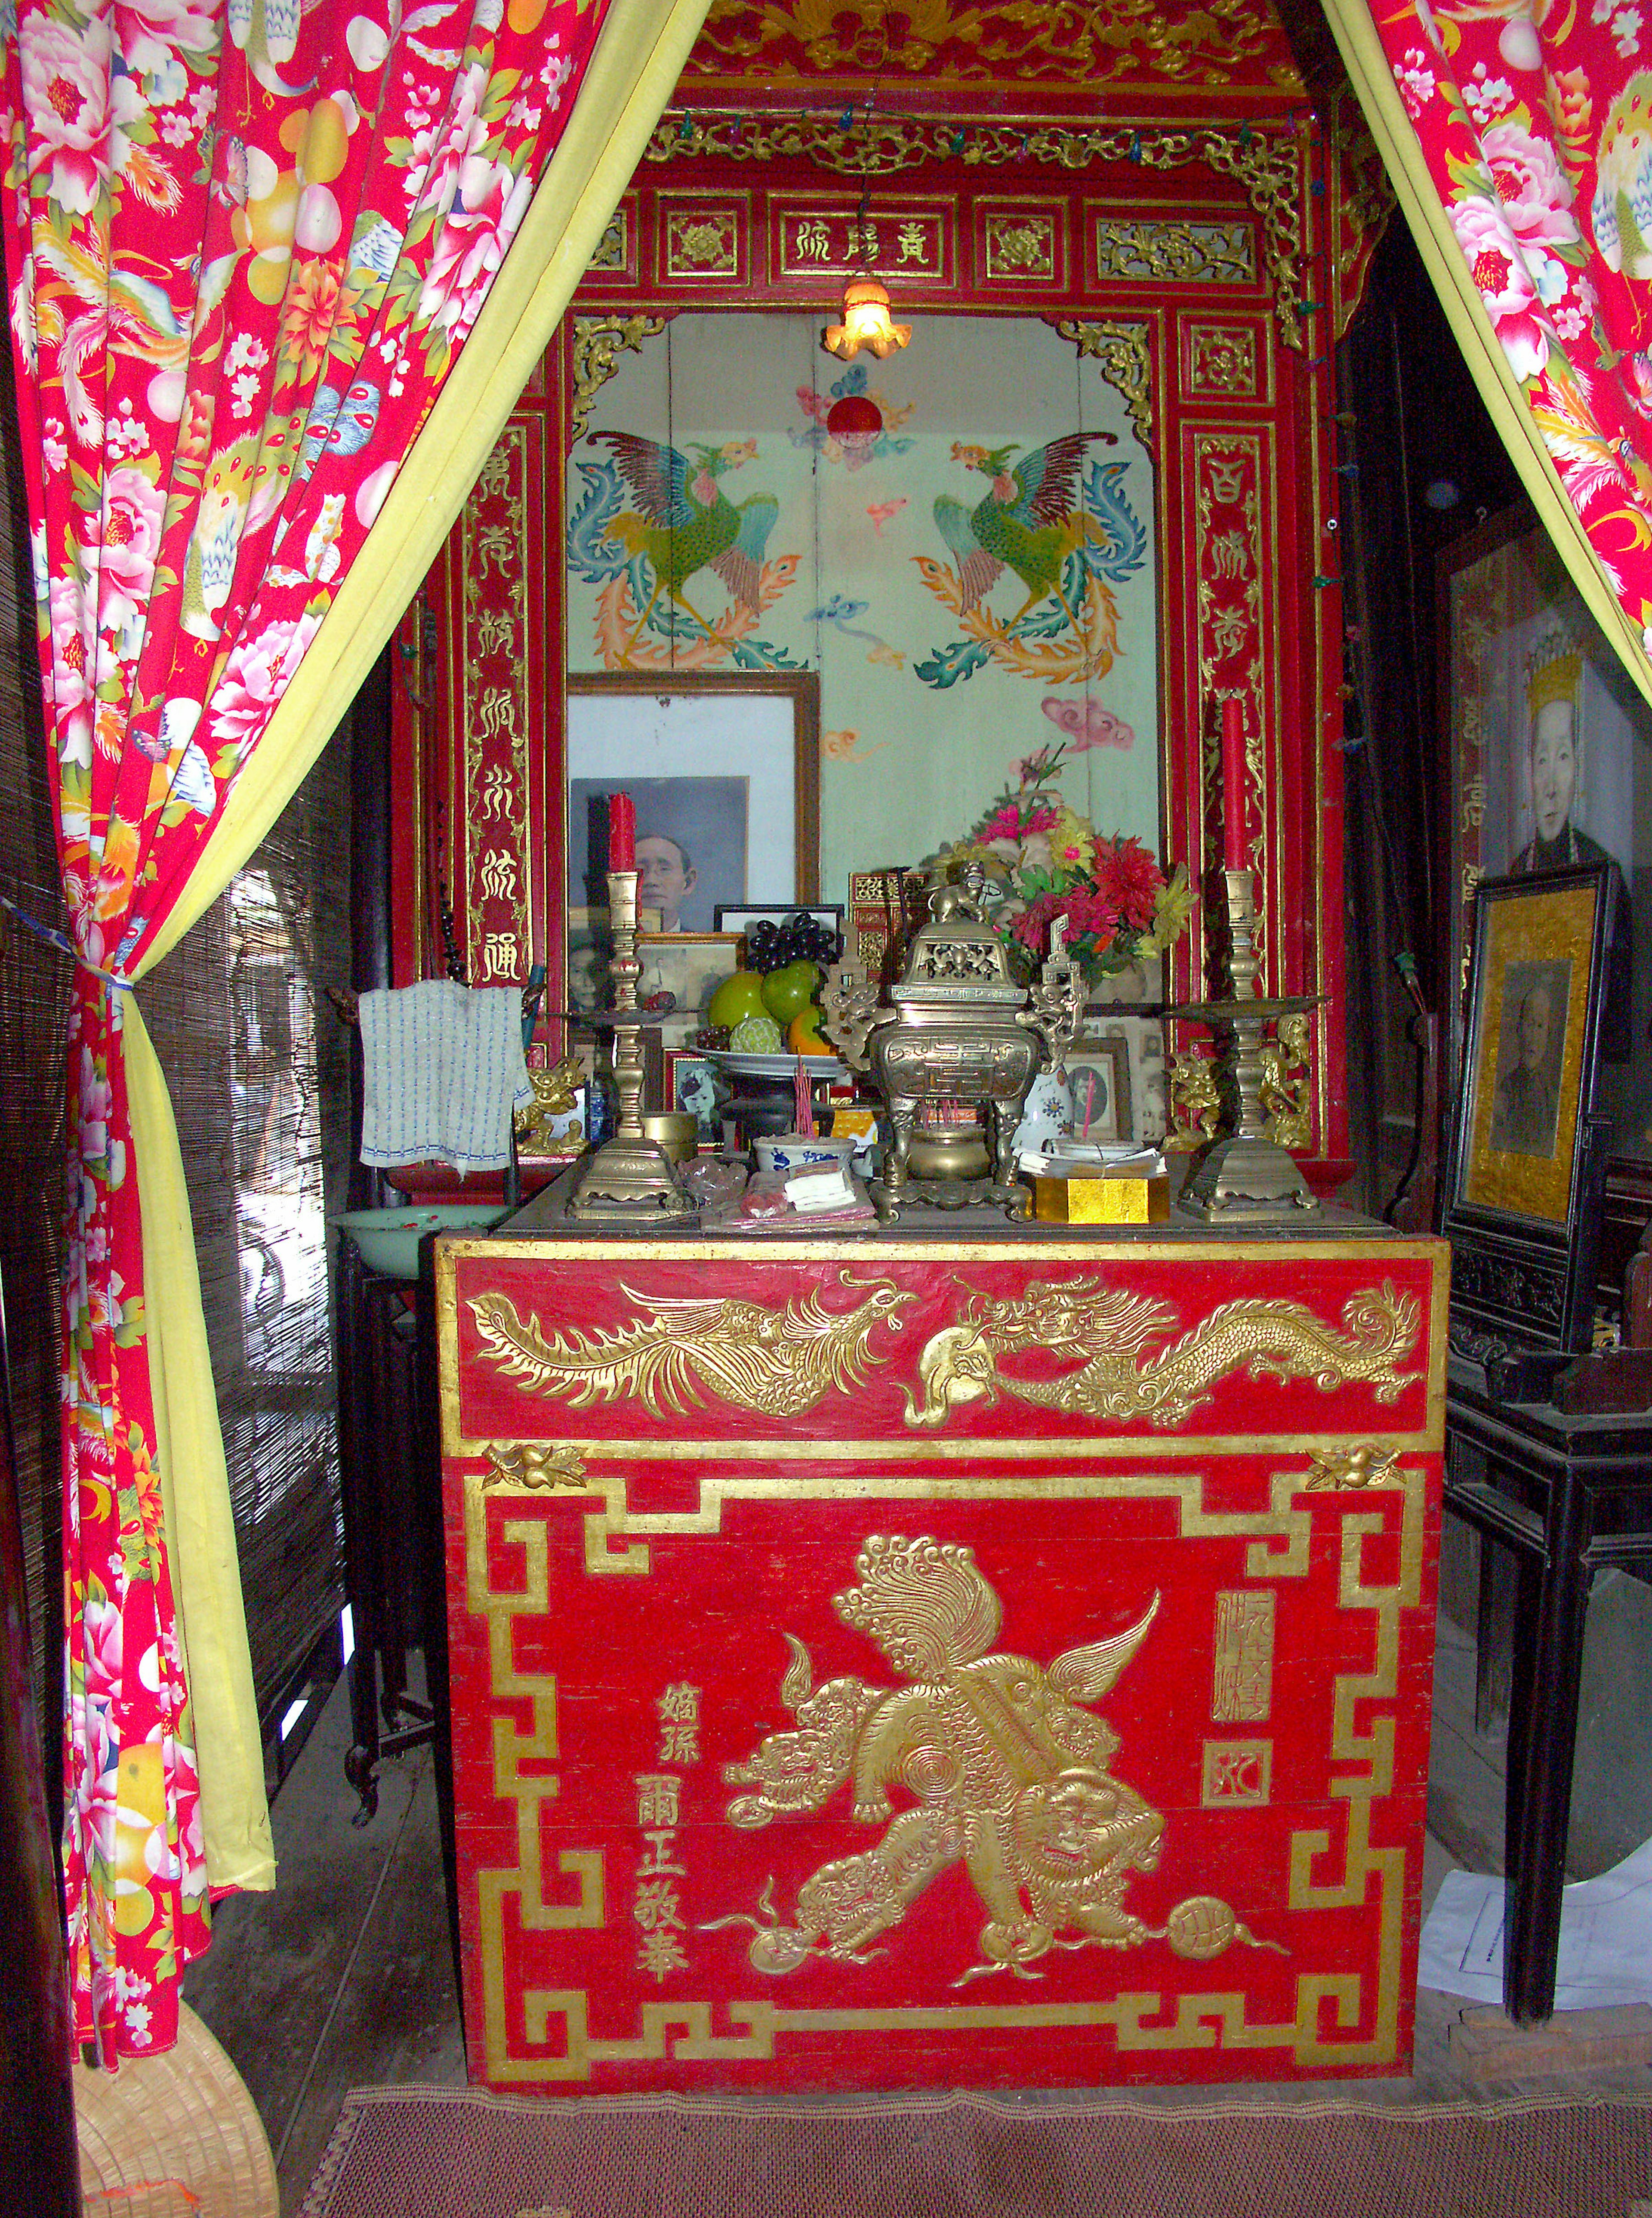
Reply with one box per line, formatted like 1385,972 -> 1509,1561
0,892 -> 134,992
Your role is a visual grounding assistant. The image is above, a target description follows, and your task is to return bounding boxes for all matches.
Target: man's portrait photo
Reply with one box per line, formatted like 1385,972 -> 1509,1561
571,777 -> 749,933
1489,957 -> 1571,1159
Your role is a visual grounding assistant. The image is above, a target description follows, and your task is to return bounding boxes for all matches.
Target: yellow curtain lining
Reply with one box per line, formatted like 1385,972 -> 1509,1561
127,997 -> 276,1893
1320,0 -> 1652,711
124,0 -> 713,1898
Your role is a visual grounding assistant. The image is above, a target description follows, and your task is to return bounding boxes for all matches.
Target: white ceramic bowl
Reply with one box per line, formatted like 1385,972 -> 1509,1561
752,1133 -> 859,1176
332,1203 -> 506,1280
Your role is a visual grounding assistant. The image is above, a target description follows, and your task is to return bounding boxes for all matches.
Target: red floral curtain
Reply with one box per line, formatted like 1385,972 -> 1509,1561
1331,0 -> 1652,689
1,0 -> 618,2064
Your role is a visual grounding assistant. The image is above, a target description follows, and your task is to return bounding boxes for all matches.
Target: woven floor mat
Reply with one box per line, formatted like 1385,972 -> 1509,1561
301,2084 -> 1652,2218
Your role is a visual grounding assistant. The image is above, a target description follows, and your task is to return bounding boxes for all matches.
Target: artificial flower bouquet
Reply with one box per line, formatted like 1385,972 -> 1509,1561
936,743 -> 1193,986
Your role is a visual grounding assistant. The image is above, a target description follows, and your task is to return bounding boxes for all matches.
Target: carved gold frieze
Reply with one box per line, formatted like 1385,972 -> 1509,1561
679,0 -> 1296,94
1261,1010 -> 1313,1151
985,211 -> 1056,282
589,209 -> 628,273
1190,323 -> 1261,399
648,117 -> 1309,347
469,1274 -> 915,1420
710,1536 -> 1279,1983
569,314 -> 667,444
1093,216 -> 1256,285
664,205 -> 741,279
1049,318 -> 1153,452
903,1277 -> 1421,1430
1212,1590 -> 1274,1722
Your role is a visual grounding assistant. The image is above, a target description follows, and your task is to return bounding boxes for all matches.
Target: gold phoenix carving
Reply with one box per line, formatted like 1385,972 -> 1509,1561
569,314 -> 667,443
468,1274 -> 914,1419
904,1278 -> 1420,1430
1048,318 -> 1153,451
709,1534 -> 1279,1983
648,116 -> 1308,346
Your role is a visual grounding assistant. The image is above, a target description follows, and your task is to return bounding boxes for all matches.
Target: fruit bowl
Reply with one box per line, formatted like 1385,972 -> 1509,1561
705,1050 -> 847,1081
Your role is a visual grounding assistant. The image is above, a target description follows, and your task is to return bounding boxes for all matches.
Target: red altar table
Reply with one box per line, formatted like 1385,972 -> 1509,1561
436,1202 -> 1447,2091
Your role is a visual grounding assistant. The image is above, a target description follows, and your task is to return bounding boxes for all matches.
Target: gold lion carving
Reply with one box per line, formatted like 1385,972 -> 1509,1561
709,1535 -> 1276,1984
905,1277 -> 1420,1430
468,1272 -> 912,1420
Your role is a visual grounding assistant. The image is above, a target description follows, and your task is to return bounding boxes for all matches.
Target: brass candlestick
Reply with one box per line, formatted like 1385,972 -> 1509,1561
1175,866 -> 1319,1219
567,870 -> 696,1222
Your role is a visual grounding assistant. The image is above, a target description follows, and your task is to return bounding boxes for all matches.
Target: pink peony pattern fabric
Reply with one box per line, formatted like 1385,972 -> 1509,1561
2,0 -> 609,2062
1370,0 -> 1652,662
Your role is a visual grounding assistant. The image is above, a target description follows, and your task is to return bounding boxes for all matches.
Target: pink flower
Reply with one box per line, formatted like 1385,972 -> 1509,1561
114,0 -> 216,75
977,804 -> 1023,842
406,61 -> 490,214
1449,197 -> 1550,380
20,11 -> 141,214
78,465 -> 166,635
1481,123 -> 1580,250
419,157 -> 533,340
48,575 -> 99,768
1394,47 -> 1436,118
207,610 -> 322,753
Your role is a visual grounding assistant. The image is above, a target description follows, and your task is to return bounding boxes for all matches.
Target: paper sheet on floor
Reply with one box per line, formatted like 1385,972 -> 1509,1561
1417,1832 -> 1652,2006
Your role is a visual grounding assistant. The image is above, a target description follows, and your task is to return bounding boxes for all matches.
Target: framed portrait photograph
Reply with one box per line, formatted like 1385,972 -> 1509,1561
1441,864 -> 1618,1357
664,1049 -> 729,1143
1063,1035 -> 1131,1144
1439,506 -> 1648,1166
565,672 -> 820,941
635,932 -> 743,1026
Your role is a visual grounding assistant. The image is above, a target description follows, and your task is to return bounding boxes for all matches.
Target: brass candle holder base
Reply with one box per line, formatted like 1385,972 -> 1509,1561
1174,868 -> 1319,1223
567,869 -> 696,1225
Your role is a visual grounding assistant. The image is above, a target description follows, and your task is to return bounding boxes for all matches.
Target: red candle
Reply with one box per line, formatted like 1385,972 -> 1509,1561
608,790 -> 636,873
1220,697 -> 1249,870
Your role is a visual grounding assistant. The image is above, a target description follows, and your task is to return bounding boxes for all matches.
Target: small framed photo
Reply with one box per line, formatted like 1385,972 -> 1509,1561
635,932 -> 743,1027
1441,864 -> 1617,1355
1063,1034 -> 1131,1144
664,1049 -> 729,1142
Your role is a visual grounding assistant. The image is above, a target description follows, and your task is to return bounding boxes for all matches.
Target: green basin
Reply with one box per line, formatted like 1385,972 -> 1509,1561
332,1203 -> 506,1280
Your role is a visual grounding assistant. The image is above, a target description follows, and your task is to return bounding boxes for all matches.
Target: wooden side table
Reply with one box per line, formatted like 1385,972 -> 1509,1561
1443,1360 -> 1652,2021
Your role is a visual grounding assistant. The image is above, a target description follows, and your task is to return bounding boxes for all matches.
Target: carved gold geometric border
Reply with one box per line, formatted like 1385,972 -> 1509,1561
459,1463 -> 1428,2080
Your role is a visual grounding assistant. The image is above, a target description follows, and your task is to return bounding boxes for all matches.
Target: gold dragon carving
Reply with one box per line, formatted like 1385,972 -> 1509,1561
468,1273 -> 913,1420
708,1533 -> 1279,1983
904,1277 -> 1421,1430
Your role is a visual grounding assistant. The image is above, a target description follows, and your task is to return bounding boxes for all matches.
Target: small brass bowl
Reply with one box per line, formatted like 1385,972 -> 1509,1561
641,1110 -> 699,1165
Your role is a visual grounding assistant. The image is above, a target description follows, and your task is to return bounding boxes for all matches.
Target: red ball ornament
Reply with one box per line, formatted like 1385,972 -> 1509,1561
825,392 -> 884,442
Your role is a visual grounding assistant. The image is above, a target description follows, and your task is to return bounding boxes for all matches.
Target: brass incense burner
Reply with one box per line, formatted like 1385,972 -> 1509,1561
823,865 -> 1082,1221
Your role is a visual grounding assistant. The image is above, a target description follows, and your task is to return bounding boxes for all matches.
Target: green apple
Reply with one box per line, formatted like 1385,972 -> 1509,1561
707,970 -> 767,1028
760,958 -> 820,1023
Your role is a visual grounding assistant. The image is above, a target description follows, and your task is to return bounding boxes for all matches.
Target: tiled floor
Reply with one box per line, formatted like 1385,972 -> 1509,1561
181,1608 -> 1652,2218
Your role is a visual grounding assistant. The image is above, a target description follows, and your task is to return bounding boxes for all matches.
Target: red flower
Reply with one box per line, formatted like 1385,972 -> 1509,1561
1091,836 -> 1164,930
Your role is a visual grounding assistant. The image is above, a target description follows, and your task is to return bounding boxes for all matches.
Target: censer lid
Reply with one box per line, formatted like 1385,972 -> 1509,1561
889,871 -> 1026,1006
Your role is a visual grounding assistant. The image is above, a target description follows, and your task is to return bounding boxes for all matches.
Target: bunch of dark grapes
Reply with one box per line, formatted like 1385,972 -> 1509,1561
744,913 -> 842,973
